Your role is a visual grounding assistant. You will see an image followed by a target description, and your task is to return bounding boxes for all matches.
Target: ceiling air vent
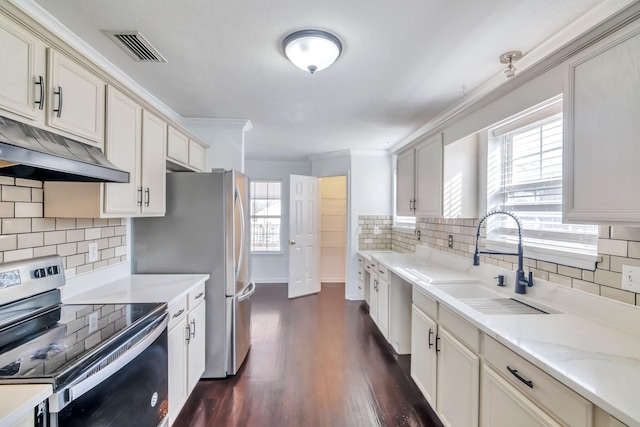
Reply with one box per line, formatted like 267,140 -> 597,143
103,30 -> 167,62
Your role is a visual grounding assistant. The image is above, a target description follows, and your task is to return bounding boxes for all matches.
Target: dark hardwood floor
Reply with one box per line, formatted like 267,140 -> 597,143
174,283 -> 443,427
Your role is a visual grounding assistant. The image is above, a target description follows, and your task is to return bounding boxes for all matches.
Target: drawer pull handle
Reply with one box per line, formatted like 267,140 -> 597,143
172,308 -> 185,318
435,335 -> 441,353
195,291 -> 204,299
507,366 -> 533,388
190,319 -> 196,338
35,76 -> 45,110
379,269 -> 385,274
428,328 -> 434,349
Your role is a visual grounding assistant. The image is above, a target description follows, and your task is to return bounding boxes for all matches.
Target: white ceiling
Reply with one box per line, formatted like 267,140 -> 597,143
30,0 -> 614,160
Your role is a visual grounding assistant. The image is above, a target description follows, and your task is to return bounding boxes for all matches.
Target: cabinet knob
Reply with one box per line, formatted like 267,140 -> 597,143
289,240 -> 296,245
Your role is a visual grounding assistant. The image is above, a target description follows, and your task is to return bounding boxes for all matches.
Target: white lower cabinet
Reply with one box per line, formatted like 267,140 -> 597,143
410,304 -> 437,406
167,283 -> 206,426
436,327 -> 479,427
481,365 -> 561,427
377,275 -> 389,339
369,271 -> 379,324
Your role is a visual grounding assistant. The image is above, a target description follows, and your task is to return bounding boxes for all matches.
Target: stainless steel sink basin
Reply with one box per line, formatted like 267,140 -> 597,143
460,298 -> 552,315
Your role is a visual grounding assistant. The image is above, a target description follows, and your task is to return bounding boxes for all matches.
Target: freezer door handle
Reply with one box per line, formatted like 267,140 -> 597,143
238,281 -> 256,302
235,184 -> 246,281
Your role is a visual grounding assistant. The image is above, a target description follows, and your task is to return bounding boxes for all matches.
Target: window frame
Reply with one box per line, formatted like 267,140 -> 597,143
250,180 -> 283,254
485,96 -> 599,270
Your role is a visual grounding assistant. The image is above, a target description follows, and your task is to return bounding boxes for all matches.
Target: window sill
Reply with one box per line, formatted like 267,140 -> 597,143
484,238 -> 598,270
392,225 -> 416,234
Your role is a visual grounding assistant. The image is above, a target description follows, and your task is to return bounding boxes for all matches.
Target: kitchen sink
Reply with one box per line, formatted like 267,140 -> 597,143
431,283 -> 502,299
460,298 -> 553,315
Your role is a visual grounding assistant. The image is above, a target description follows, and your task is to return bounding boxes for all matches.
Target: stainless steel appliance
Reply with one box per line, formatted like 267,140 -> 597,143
0,116 -> 129,183
133,170 -> 254,378
0,256 -> 168,426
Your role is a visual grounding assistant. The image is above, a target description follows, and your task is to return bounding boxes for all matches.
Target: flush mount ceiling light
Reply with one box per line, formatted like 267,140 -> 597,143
500,51 -> 523,78
282,29 -> 342,74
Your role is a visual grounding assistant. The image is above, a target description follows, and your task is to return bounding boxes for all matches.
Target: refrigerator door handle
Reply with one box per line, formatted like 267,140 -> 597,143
237,281 -> 256,302
235,184 -> 246,281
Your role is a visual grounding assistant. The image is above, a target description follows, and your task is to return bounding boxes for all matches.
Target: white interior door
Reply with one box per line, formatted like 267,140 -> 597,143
288,175 -> 320,299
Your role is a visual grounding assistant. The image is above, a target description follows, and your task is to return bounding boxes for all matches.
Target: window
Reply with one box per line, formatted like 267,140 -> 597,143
486,98 -> 598,268
250,181 -> 281,252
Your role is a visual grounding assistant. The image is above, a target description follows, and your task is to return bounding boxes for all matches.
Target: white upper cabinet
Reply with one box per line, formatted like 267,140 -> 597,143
47,49 -> 105,147
564,19 -> 640,225
167,126 -> 208,172
396,132 -> 477,218
188,139 -> 207,172
396,149 -> 415,216
141,110 -> 168,215
0,14 -> 45,121
104,86 -> 142,215
414,134 -> 443,217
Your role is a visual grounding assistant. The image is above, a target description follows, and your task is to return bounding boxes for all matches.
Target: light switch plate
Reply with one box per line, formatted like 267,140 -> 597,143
88,242 -> 99,262
622,265 -> 640,292
374,225 -> 380,234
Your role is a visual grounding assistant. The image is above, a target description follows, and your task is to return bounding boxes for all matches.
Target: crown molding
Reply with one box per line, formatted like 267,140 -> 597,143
391,0 -> 639,154
182,118 -> 253,132
307,149 -> 351,161
349,149 -> 391,157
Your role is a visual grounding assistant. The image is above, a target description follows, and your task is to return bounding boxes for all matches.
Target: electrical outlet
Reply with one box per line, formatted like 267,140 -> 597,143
374,225 -> 380,234
622,265 -> 640,292
88,242 -> 98,262
448,235 -> 453,248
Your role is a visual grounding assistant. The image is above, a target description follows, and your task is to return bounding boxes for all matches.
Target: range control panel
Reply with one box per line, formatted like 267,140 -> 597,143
0,255 -> 65,292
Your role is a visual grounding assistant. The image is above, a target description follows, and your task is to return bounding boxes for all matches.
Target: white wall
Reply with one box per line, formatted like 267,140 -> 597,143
183,119 -> 252,172
245,159 -> 311,283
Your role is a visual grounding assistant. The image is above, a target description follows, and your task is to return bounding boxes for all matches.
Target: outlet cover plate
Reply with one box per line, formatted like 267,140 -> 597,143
88,242 -> 99,262
622,265 -> 640,292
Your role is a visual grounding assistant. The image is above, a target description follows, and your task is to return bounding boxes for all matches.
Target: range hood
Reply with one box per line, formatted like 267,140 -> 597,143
0,116 -> 129,183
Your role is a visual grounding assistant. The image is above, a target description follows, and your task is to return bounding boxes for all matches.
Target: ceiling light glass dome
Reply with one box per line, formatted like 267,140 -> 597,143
282,29 -> 342,74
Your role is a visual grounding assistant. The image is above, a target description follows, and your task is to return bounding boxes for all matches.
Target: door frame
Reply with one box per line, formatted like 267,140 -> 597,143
315,171 -> 351,300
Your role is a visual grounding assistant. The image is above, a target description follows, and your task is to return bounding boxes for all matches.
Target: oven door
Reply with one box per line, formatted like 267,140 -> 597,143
49,314 -> 168,427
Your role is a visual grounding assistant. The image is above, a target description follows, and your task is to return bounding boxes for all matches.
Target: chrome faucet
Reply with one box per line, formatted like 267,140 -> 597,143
473,210 -> 533,294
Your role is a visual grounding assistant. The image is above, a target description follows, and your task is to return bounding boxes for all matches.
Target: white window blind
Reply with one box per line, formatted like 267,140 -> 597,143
487,100 -> 598,265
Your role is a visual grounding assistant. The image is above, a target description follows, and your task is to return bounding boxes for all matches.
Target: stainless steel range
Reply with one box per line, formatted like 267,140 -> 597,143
0,256 -> 168,427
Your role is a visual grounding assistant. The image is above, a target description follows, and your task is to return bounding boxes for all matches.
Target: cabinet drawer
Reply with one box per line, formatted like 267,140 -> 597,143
168,296 -> 188,329
412,286 -> 437,320
369,258 -> 379,272
377,263 -> 390,283
483,336 -> 593,427
364,260 -> 373,274
439,306 -> 479,352
358,266 -> 365,284
358,256 -> 364,267
188,281 -> 206,310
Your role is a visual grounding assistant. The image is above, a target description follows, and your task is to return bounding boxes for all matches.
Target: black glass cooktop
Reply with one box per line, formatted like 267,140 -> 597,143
0,302 -> 165,387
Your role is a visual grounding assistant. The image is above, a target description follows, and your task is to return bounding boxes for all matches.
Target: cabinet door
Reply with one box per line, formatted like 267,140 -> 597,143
564,21 -> 640,224
187,301 -> 206,394
369,274 -> 379,324
141,110 -> 167,215
168,318 -> 189,426
415,134 -> 443,217
396,149 -> 415,216
481,365 -> 561,427
436,327 -> 479,427
188,140 -> 206,171
377,277 -> 389,339
104,86 -> 141,214
0,16 -> 43,121
47,49 -> 105,145
167,126 -> 189,165
411,305 -> 438,406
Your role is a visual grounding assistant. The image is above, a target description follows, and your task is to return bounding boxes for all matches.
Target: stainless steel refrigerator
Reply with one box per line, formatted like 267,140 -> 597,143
132,170 -> 254,378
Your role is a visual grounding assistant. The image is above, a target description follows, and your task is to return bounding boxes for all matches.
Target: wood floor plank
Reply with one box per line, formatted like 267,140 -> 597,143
174,283 -> 442,427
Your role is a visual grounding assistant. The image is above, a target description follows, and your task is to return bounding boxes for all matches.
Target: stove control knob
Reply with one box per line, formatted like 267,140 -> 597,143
33,268 -> 47,278
47,266 -> 59,275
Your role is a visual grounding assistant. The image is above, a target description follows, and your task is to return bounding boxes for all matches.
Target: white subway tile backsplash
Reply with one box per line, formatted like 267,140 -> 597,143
17,233 -> 44,249
2,186 -> 31,202
85,228 -> 102,240
597,238 -> 628,257
56,218 -> 76,230
0,202 -> 14,218
14,202 -> 42,218
600,286 -> 635,305
4,248 -> 34,262
32,218 -> 55,232
31,189 -> 43,203
0,235 -> 17,251
76,218 -> 94,229
44,231 -> 66,246
2,219 -> 31,234
57,243 -> 77,257
15,179 -> 42,188
66,229 -> 85,243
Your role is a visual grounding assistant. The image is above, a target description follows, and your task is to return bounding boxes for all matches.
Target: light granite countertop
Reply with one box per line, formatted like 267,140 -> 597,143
64,274 -> 210,305
359,248 -> 640,426
0,384 -> 50,427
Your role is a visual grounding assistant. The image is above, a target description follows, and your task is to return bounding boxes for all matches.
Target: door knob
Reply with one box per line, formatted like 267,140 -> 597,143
289,240 -> 296,245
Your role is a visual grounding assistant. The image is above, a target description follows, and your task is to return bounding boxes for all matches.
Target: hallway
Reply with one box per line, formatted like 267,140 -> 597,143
174,283 -> 442,427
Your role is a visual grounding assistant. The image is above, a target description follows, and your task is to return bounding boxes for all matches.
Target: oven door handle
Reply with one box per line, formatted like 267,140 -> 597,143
49,313 -> 168,413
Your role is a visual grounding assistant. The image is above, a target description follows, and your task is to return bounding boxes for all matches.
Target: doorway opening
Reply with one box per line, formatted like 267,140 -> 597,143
319,175 -> 347,283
